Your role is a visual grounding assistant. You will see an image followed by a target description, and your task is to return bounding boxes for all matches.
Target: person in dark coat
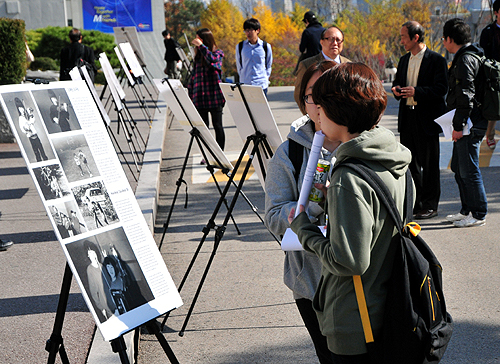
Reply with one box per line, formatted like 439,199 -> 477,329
59,28 -> 97,82
162,30 -> 181,79
300,11 -> 325,60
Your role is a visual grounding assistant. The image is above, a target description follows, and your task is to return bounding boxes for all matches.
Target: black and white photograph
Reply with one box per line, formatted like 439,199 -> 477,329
32,88 -> 81,134
65,227 -> 154,323
32,164 -> 71,201
52,133 -> 99,182
71,181 -> 119,230
48,200 -> 87,240
1,91 -> 56,163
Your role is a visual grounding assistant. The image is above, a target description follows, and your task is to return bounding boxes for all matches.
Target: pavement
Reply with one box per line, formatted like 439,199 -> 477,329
1,83 -> 500,363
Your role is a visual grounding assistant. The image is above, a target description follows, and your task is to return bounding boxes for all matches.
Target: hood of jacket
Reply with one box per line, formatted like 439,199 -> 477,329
287,115 -> 316,149
334,126 -> 411,179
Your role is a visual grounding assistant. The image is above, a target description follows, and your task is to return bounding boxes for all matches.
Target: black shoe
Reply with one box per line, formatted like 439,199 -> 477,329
0,239 -> 14,251
414,210 -> 438,220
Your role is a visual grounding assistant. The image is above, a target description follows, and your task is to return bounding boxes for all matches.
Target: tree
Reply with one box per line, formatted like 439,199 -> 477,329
200,0 -> 244,78
165,0 -> 205,43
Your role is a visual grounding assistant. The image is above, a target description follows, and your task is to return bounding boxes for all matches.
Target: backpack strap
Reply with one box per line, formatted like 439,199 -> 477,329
238,40 -> 269,70
288,139 -> 304,183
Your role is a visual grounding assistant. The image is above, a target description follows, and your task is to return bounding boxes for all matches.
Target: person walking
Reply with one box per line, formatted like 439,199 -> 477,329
236,18 -> 273,96
188,28 -> 226,151
265,60 -> 339,364
443,18 -> 488,228
59,28 -> 97,82
392,21 -> 448,219
294,26 -> 350,114
162,30 -> 181,79
479,0 -> 500,149
293,11 -> 325,75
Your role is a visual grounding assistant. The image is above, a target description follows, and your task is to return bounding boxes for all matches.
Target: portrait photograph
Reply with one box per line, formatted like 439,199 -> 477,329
32,164 -> 71,201
32,88 -> 81,134
71,180 -> 119,231
51,133 -> 99,182
1,91 -> 56,164
65,227 -> 155,324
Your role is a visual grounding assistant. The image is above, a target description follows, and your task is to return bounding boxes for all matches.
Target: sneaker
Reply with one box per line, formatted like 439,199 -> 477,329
487,138 -> 496,149
0,239 -> 14,251
453,215 -> 486,228
445,212 -> 469,223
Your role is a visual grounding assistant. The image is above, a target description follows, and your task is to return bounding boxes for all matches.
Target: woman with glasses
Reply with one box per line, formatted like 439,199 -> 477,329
264,60 -> 339,364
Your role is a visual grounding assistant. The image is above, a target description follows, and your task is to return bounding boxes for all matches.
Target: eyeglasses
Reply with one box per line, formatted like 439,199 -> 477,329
322,37 -> 343,44
303,94 -> 315,104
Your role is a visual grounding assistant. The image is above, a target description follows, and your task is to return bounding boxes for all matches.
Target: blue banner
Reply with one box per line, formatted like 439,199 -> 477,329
82,0 -> 153,33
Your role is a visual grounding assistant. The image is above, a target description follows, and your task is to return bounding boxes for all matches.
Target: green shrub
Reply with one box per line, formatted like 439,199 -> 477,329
94,70 -> 106,85
0,18 -> 27,85
26,26 -> 119,69
29,56 -> 59,71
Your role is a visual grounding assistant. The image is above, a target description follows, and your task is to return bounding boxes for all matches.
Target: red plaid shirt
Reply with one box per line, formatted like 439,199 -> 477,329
188,44 -> 225,109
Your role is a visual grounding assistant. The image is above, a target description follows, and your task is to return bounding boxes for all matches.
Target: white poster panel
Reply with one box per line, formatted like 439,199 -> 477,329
0,81 -> 182,341
99,52 -> 126,101
119,42 -> 145,78
219,83 -> 283,187
70,65 -> 112,126
114,46 -> 136,86
153,78 -> 233,172
113,26 -> 146,66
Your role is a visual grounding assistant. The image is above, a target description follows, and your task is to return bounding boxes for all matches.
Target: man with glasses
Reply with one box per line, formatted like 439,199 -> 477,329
442,18 -> 488,228
392,21 -> 448,220
236,18 -> 273,96
294,26 -> 350,113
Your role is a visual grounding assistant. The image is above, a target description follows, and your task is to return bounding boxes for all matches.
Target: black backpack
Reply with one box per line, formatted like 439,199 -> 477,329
463,51 -> 500,121
333,160 -> 453,364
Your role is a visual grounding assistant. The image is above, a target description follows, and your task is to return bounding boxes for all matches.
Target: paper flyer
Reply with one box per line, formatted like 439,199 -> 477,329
0,81 -> 182,341
434,109 -> 472,140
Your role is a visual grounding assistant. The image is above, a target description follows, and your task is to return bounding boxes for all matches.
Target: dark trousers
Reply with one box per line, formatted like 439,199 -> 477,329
198,106 -> 225,150
331,352 -> 371,364
400,109 -> 440,212
295,298 -> 333,364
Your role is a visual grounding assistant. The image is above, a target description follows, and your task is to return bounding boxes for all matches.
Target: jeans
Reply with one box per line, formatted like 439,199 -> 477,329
198,106 -> 225,150
450,128 -> 487,220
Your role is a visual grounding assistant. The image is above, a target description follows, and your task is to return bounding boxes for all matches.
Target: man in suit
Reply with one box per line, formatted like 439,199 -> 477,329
392,21 -> 448,219
294,26 -> 350,113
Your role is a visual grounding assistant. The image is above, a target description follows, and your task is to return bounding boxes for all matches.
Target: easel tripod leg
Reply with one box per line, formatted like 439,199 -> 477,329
111,336 -> 130,364
46,263 -> 72,364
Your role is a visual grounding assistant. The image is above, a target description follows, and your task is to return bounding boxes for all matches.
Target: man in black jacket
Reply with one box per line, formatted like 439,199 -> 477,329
443,18 -> 488,228
392,21 -> 448,219
162,30 -> 181,79
59,28 -> 97,82
299,11 -> 325,60
479,0 -> 500,149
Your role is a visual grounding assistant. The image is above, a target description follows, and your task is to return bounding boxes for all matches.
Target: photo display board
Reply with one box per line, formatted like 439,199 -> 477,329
219,83 -> 283,188
113,26 -> 146,67
0,81 -> 182,341
154,78 -> 233,172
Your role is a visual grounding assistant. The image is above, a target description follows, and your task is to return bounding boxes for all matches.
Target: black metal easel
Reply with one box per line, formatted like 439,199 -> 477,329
163,83 -> 276,335
157,78 -> 240,252
45,264 -> 179,364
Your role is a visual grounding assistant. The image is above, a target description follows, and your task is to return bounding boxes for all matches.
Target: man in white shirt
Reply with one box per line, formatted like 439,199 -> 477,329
236,18 -> 273,96
392,21 -> 448,220
293,26 -> 350,112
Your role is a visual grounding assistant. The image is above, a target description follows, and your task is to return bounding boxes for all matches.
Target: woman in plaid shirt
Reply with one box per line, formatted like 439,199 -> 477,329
188,28 -> 226,151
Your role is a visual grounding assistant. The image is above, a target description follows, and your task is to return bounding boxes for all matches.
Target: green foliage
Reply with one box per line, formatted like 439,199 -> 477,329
25,26 -> 119,69
165,0 -> 206,41
29,56 -> 59,71
0,18 -> 27,85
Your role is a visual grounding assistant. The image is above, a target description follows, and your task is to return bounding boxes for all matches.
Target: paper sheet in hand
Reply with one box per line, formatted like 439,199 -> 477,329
281,131 -> 325,251
434,109 -> 472,140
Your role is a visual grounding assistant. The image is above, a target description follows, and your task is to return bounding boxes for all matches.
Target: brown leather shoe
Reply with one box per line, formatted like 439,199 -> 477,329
414,210 -> 438,219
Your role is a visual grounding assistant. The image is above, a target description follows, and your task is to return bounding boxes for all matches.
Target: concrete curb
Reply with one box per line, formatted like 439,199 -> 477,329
87,99 -> 167,363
